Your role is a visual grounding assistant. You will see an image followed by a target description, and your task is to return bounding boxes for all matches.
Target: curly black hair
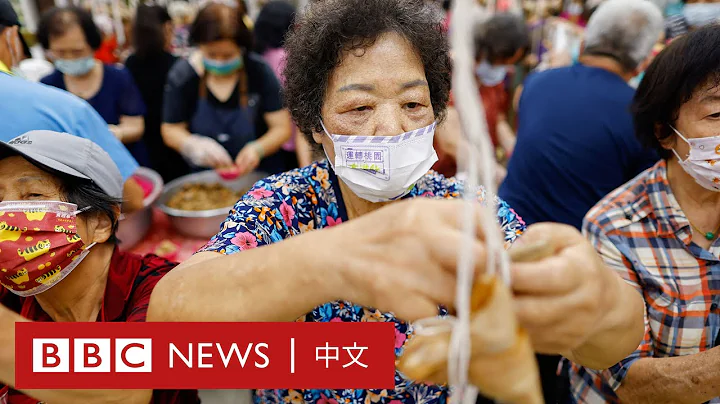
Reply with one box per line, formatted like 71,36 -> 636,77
632,24 -> 720,160
282,0 -> 451,138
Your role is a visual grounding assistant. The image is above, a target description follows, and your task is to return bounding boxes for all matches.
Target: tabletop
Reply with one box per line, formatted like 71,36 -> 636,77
127,207 -> 209,263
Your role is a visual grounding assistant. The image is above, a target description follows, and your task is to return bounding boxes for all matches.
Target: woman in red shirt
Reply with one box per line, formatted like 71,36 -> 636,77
0,131 -> 196,404
434,12 -> 529,178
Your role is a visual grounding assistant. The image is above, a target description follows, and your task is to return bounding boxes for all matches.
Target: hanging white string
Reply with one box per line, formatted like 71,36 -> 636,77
110,0 -> 125,46
447,0 -> 512,402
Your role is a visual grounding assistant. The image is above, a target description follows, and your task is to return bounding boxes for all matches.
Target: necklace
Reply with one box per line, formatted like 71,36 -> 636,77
687,218 -> 720,241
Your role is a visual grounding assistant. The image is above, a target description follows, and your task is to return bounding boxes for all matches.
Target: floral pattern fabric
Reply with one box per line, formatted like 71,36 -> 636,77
198,160 -> 526,404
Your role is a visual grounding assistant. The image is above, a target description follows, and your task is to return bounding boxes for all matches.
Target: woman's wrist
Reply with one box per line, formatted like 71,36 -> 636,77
567,272 -> 643,368
249,141 -> 265,159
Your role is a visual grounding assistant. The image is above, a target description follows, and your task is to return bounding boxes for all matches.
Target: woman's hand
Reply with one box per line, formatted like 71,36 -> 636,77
180,135 -> 234,168
334,198 -> 493,321
235,142 -> 263,176
510,223 -> 645,368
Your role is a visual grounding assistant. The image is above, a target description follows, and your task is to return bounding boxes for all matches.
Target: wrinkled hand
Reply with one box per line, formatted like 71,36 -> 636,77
235,143 -> 262,176
331,198 -> 494,322
510,223 -> 616,355
180,135 -> 233,169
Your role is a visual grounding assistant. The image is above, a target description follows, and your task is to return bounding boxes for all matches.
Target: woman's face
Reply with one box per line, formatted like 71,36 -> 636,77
0,156 -> 108,245
48,24 -> 94,61
315,32 -> 434,162
664,82 -> 720,159
200,39 -> 242,62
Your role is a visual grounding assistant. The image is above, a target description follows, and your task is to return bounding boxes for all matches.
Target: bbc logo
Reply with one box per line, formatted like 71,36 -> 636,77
32,338 -> 152,373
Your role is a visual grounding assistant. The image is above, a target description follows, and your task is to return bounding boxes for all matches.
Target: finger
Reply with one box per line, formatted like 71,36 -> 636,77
513,290 -> 588,332
213,152 -> 231,168
427,227 -> 487,278
399,261 -> 457,309
210,147 -> 232,166
236,150 -> 251,168
516,222 -> 583,251
390,297 -> 443,323
511,255 -> 579,295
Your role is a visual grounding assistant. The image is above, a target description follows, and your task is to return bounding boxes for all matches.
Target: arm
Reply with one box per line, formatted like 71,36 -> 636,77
241,62 -> 292,161
147,232 -> 348,323
235,109 -> 292,175
563,272 -> 645,369
148,198 -> 499,324
615,349 -> 720,404
114,68 -> 146,144
161,121 -> 191,153
73,97 -> 139,181
110,115 -> 145,144
496,115 -> 516,156
161,61 -> 193,154
512,84 -> 523,112
0,304 -> 152,404
122,177 -> 146,214
254,109 -> 292,159
562,221 -> 646,369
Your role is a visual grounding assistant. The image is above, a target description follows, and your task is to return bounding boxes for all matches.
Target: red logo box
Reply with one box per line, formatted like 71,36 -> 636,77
15,322 -> 396,390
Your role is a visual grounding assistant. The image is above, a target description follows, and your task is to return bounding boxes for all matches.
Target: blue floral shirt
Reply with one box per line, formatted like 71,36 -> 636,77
199,160 -> 526,404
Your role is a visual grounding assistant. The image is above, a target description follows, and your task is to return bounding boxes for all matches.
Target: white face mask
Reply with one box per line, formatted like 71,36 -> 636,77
475,60 -> 508,87
671,126 -> 720,192
321,121 -> 439,203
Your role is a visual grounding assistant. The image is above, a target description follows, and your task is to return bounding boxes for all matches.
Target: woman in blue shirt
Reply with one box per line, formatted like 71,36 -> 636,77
37,6 -> 149,167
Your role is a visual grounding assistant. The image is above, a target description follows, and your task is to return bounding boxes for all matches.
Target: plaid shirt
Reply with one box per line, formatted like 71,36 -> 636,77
567,160 -> 720,403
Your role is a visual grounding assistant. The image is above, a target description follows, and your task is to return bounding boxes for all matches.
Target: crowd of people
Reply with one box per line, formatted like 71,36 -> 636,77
1,0 -> 720,403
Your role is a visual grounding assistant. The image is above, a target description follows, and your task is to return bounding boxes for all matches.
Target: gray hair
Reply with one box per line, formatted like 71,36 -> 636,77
583,0 -> 664,72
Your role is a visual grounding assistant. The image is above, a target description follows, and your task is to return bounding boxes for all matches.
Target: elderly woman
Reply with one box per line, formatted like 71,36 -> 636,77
568,25 -> 720,404
147,0 -> 647,403
0,131 -> 197,404
161,3 -> 291,177
37,7 -> 148,167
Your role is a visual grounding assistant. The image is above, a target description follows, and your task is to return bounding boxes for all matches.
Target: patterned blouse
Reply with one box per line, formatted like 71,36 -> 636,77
198,160 -> 526,404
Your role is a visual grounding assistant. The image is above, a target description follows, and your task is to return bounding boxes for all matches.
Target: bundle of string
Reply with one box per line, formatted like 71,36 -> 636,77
446,0 -> 511,402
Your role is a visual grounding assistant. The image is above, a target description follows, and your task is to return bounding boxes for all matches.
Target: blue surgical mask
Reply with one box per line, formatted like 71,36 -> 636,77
683,3 -> 720,27
475,60 -> 508,87
54,57 -> 95,77
204,56 -> 243,76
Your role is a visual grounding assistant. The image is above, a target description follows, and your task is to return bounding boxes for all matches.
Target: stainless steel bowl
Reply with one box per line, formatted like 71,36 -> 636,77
117,167 -> 164,251
158,170 -> 267,239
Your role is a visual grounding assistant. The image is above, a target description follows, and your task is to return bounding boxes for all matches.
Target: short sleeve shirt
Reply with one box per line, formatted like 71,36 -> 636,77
198,160 -> 527,404
499,64 -> 659,230
0,73 -> 138,180
566,161 -> 720,403
0,250 -> 199,404
41,64 -> 146,125
162,53 -> 283,138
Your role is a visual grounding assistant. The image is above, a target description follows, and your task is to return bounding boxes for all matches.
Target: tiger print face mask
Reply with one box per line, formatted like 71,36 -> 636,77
0,201 -> 95,297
